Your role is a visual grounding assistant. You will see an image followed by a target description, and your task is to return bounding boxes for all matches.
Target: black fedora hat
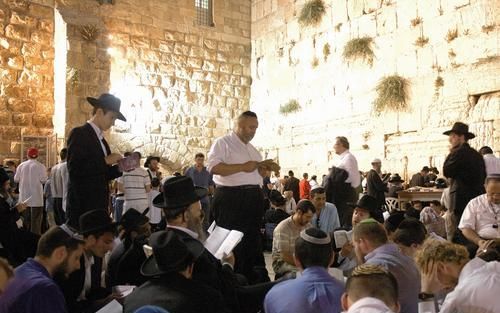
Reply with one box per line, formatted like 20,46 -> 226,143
79,209 -> 117,235
141,230 -> 204,277
87,93 -> 126,122
153,176 -> 207,209
120,208 -> 149,230
388,173 -> 404,183
443,122 -> 475,139
144,156 -> 160,168
355,195 -> 384,223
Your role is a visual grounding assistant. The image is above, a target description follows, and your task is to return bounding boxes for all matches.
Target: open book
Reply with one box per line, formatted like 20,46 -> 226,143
205,222 -> 244,260
333,230 -> 353,249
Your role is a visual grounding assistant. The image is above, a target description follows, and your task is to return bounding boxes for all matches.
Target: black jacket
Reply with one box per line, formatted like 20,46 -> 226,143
443,143 -> 486,219
324,167 -> 350,206
106,236 -> 148,288
124,272 -> 228,313
284,177 -> 300,203
366,169 -> 388,209
66,123 -> 122,227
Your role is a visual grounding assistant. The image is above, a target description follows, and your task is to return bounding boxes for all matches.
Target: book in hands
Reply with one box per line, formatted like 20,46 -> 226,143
333,230 -> 353,249
205,222 -> 244,260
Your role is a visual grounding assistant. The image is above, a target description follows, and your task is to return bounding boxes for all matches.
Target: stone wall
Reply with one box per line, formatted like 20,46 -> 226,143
250,0 -> 500,181
0,0 -> 54,162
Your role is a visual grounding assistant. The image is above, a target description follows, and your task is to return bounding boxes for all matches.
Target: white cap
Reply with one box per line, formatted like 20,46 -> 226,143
371,158 -> 382,164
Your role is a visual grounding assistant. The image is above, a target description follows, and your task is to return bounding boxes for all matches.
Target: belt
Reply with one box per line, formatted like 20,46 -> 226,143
116,193 -> 124,197
217,185 -> 260,190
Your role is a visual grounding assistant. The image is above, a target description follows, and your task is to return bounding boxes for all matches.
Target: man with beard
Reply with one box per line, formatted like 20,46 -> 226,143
208,111 -> 280,283
153,176 -> 279,313
0,225 -> 85,313
442,122 -> 486,242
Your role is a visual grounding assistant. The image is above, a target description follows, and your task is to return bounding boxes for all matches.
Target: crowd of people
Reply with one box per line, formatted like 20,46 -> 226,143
0,94 -> 499,313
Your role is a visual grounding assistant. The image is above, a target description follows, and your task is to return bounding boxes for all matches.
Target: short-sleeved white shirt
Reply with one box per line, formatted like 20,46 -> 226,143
459,194 -> 500,239
14,159 -> 47,207
119,167 -> 151,213
207,132 -> 262,186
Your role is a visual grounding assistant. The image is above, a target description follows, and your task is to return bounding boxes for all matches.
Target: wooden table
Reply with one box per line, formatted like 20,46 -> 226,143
397,189 -> 444,209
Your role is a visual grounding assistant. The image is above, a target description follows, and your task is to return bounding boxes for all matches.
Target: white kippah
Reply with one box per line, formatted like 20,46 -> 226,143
300,229 -> 331,244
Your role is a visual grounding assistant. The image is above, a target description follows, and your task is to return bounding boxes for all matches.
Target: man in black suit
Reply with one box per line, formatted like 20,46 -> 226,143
55,209 -> 117,313
66,93 -> 126,228
442,122 -> 486,243
366,158 -> 389,210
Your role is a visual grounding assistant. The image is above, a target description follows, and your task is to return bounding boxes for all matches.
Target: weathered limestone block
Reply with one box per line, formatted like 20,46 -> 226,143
0,126 -> 21,140
38,19 -> 53,33
12,113 -> 31,126
5,24 -> 30,41
131,36 -> 150,49
187,57 -> 203,69
28,3 -> 52,19
0,112 -> 11,125
4,85 -> 28,98
35,100 -> 53,115
219,63 -> 232,74
31,30 -> 52,45
21,42 -> 41,57
202,60 -> 218,72
347,0 -> 365,19
0,69 -> 17,84
357,13 -> 377,37
7,55 -> 23,69
18,69 -> 43,87
395,0 -> 418,29
376,4 -> 398,35
185,34 -> 200,46
417,0 -> 442,21
164,30 -> 185,42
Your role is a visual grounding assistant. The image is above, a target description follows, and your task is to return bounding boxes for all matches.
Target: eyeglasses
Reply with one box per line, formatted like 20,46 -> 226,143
60,224 -> 84,241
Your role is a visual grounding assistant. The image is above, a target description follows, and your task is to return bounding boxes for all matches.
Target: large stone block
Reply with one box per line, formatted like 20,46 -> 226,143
0,126 -> 21,140
0,112 -> 11,125
10,11 -> 37,27
6,55 -> 23,69
5,24 -> 30,41
131,36 -> 150,48
32,114 -> 52,128
12,113 -> 31,126
28,3 -> 52,19
31,30 -> 52,45
21,42 -> 41,57
4,85 -> 28,98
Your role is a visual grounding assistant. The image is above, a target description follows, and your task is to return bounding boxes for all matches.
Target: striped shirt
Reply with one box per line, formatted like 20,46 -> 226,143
119,167 -> 150,213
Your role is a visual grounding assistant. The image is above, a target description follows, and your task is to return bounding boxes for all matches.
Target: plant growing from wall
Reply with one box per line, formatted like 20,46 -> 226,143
415,35 -> 429,47
373,75 -> 409,113
335,23 -> 342,32
434,76 -> 444,96
323,43 -> 330,61
445,28 -> 458,42
66,67 -> 80,89
410,16 -> 422,27
342,36 -> 374,66
311,56 -> 319,68
80,24 -> 99,42
280,99 -> 301,115
448,49 -> 456,58
481,24 -> 495,34
298,0 -> 326,27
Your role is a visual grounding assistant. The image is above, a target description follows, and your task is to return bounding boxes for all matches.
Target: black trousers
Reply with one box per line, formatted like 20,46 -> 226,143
337,187 -> 358,228
212,186 -> 267,284
53,198 -> 66,225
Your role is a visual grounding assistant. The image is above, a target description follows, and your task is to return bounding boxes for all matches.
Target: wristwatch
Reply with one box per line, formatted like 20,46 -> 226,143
418,292 -> 435,301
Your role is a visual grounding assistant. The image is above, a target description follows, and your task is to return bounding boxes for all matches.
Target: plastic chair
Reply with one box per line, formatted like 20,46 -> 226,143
385,197 -> 399,213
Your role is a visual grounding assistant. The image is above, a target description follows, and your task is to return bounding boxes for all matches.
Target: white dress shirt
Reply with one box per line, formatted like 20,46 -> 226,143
78,252 -> 95,301
347,297 -> 394,313
50,162 -> 65,198
483,154 -> 500,176
14,159 -> 47,207
207,132 -> 263,186
336,150 -> 361,188
59,162 -> 69,212
87,121 -> 107,156
458,194 -> 499,239
440,258 -> 500,313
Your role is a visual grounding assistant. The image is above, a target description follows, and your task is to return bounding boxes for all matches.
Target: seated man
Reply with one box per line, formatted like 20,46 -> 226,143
415,239 -> 500,313
124,230 -> 227,313
56,210 -> 117,313
341,264 -> 400,313
420,200 -> 446,238
353,219 -> 420,313
393,218 -> 428,258
0,225 -> 85,312
272,200 -> 315,278
310,187 -> 340,234
264,228 -> 344,313
264,190 -> 290,225
106,208 -> 151,287
459,174 -> 500,251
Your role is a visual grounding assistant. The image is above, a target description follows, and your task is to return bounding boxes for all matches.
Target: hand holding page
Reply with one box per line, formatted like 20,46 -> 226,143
333,230 -> 352,249
204,224 -> 244,260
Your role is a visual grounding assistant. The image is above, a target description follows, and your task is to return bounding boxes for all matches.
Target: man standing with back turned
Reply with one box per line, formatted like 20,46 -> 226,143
208,111 -> 280,283
66,94 -> 126,228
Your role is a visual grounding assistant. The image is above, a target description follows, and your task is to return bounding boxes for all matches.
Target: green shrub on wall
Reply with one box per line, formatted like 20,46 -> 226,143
299,0 -> 326,27
280,99 -> 301,115
373,75 -> 409,113
342,37 -> 374,66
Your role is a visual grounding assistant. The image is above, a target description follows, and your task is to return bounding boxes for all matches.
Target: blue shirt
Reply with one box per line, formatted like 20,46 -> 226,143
184,166 -> 214,204
311,202 -> 340,234
264,266 -> 344,313
365,243 -> 420,313
0,258 -> 67,313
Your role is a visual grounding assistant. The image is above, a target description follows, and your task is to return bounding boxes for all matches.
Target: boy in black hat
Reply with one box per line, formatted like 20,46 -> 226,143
56,209 -> 117,313
66,93 -> 126,228
442,122 -> 486,242
123,230 -> 228,313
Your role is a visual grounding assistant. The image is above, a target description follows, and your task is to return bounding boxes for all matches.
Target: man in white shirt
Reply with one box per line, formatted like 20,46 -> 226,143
479,146 -> 500,176
416,239 -> 500,313
51,148 -> 68,225
333,136 -> 360,226
14,147 -> 47,235
208,111 -> 279,283
459,174 -> 500,251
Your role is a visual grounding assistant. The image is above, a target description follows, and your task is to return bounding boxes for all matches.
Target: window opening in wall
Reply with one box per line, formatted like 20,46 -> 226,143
195,0 -> 214,27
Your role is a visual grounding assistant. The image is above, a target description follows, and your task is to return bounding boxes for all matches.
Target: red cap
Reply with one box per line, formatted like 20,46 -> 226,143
27,147 -> 38,158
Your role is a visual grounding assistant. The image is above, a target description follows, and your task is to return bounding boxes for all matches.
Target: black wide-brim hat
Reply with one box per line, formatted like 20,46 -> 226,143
141,230 -> 204,277
153,176 -> 208,209
443,122 -> 475,139
388,174 -> 404,183
79,209 -> 117,235
87,93 -> 127,122
120,208 -> 149,230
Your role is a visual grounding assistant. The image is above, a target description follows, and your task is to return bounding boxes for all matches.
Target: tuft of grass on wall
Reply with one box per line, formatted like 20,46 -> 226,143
298,0 -> 326,27
279,99 -> 301,115
373,75 -> 409,113
323,43 -> 331,61
415,36 -> 429,47
445,28 -> 458,42
342,36 -> 374,66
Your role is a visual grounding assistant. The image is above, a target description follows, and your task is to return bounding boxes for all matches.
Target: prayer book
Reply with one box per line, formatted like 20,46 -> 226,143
205,222 -> 244,259
96,300 -> 122,313
333,230 -> 352,248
